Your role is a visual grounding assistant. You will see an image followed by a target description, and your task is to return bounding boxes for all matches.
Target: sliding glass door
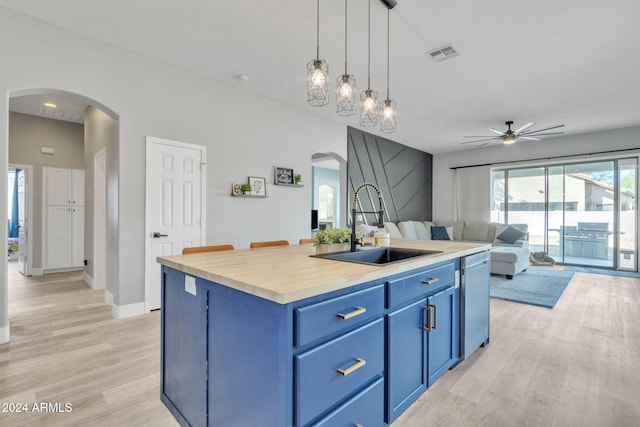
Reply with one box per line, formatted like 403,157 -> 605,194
493,158 -> 637,270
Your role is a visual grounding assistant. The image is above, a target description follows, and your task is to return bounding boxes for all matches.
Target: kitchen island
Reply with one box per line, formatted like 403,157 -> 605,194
157,239 -> 491,426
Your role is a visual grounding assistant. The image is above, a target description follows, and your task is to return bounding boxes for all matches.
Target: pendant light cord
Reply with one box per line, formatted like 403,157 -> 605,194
316,0 -> 320,60
386,8 -> 390,100
367,0 -> 371,89
344,0 -> 348,73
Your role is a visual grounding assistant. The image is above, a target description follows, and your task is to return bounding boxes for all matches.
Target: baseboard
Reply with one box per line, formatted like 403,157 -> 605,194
0,323 -> 9,344
105,291 -> 114,306
112,302 -> 145,319
30,267 -> 43,276
82,272 -> 105,290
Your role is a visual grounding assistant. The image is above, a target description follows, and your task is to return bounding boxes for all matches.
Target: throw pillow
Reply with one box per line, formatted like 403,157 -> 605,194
431,226 -> 451,241
497,225 -> 526,244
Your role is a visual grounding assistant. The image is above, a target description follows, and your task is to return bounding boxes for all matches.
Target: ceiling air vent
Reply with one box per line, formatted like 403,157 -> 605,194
428,44 -> 460,63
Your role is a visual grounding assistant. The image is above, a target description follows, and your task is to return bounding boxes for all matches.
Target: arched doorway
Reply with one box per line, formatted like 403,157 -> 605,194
311,152 -> 347,230
1,88 -> 119,343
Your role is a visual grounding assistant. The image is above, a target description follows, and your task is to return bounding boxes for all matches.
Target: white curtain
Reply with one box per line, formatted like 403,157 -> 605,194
453,165 -> 491,222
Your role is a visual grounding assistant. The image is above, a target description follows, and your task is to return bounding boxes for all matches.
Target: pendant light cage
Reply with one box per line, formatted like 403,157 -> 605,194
360,0 -> 378,126
307,0 -> 329,107
337,74 -> 357,116
336,0 -> 357,116
380,99 -> 397,132
360,89 -> 379,127
307,59 -> 329,106
380,7 -> 397,132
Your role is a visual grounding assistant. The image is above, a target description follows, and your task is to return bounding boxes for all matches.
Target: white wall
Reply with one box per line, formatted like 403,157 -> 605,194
433,125 -> 640,221
0,7 -> 348,337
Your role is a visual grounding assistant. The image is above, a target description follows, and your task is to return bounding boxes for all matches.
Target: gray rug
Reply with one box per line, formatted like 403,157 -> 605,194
490,268 -> 574,309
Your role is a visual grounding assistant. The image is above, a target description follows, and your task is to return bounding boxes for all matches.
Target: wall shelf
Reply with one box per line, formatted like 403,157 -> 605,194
231,193 -> 267,198
274,183 -> 304,187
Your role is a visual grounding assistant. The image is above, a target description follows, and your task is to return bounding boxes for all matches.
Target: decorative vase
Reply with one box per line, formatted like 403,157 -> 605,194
315,243 -> 350,254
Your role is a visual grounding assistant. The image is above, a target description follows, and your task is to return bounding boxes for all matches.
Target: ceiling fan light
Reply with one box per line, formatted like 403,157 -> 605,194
307,59 -> 329,106
503,134 -> 516,144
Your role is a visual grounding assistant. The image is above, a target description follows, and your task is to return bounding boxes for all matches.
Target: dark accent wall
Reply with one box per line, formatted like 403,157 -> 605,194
347,126 -> 433,224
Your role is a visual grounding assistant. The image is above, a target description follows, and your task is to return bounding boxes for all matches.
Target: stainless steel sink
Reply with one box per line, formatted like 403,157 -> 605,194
310,247 -> 443,266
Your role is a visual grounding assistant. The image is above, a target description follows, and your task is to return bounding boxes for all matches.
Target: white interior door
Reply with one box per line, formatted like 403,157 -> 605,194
145,137 -> 206,311
17,169 -> 28,275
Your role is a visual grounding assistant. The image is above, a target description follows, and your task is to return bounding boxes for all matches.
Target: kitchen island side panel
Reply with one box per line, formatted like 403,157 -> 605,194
208,277 -> 292,427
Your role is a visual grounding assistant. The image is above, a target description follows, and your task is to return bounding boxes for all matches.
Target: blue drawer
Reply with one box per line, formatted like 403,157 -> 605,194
387,262 -> 454,308
295,284 -> 385,347
310,377 -> 384,427
295,319 -> 384,426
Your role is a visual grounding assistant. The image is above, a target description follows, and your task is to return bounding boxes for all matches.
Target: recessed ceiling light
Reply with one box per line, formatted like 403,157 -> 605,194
44,102 -> 57,108
234,74 -> 248,82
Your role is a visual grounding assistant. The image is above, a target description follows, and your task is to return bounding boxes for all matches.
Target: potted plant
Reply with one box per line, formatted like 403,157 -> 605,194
294,174 -> 302,185
313,227 -> 355,254
240,183 -> 252,195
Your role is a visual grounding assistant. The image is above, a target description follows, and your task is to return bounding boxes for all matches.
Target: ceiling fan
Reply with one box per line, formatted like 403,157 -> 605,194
461,121 -> 565,147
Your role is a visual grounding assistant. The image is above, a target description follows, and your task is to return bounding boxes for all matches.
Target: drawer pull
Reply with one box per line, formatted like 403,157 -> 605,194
355,425 -> 363,427
430,304 -> 437,330
337,358 -> 366,376
336,306 -> 366,320
424,306 -> 432,332
421,277 -> 440,285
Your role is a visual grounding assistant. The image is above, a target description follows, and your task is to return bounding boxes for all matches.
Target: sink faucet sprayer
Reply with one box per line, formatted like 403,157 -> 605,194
351,182 -> 385,252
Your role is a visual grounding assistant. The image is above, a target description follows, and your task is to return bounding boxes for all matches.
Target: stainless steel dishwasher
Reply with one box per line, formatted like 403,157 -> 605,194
460,250 -> 491,360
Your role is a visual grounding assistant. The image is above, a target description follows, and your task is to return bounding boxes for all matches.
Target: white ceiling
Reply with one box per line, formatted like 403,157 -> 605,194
3,0 -> 640,154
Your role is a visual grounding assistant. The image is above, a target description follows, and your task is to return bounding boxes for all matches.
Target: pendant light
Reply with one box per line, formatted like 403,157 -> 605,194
360,0 -> 378,126
336,0 -> 357,116
307,0 -> 329,107
379,7 -> 397,132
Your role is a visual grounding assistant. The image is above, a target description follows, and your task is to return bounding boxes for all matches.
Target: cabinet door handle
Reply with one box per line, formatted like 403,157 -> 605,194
337,358 -> 366,376
424,306 -> 432,332
355,425 -> 363,427
336,306 -> 366,320
421,277 -> 439,285
430,304 -> 437,330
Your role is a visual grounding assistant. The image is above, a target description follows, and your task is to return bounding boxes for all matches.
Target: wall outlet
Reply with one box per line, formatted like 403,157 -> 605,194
185,275 -> 196,296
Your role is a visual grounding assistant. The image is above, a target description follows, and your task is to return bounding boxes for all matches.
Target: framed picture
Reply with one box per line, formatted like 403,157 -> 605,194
275,166 -> 294,185
248,176 -> 266,196
231,183 -> 242,195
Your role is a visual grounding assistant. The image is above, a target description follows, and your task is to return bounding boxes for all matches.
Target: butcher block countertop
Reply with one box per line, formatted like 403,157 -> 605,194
157,239 -> 491,304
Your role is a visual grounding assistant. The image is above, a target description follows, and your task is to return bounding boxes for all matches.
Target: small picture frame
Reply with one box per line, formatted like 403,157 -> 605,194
231,183 -> 242,195
275,166 -> 294,185
248,176 -> 266,196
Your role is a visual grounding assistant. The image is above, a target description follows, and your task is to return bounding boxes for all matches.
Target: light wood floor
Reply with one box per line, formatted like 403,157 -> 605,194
1,263 -> 639,426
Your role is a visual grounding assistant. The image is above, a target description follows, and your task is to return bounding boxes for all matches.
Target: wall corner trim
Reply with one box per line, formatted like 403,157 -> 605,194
112,302 -> 145,319
0,323 -> 10,344
105,291 -> 114,306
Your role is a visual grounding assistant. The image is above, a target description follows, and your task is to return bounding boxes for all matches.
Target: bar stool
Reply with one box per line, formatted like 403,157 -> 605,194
182,244 -> 235,254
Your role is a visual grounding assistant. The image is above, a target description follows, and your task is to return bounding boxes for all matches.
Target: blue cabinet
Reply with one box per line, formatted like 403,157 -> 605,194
386,260 -> 459,424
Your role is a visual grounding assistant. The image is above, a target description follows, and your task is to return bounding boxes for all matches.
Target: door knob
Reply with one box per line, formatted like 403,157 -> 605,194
153,232 -> 168,238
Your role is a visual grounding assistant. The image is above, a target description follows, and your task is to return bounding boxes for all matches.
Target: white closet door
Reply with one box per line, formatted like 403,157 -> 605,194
46,206 -> 71,269
71,207 -> 85,267
72,169 -> 85,206
46,167 -> 72,206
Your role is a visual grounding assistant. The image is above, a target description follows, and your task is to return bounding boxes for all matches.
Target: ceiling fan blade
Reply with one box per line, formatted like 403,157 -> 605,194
478,142 -> 492,147
523,132 -> 564,137
519,136 -> 541,141
463,135 -> 496,138
521,124 -> 565,134
489,128 -> 504,135
514,122 -> 535,134
460,137 -> 499,144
